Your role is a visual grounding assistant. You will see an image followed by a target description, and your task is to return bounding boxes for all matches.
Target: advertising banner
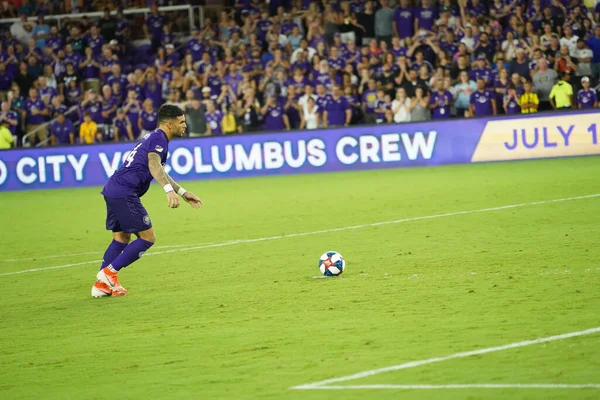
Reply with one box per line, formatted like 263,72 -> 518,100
0,110 -> 598,192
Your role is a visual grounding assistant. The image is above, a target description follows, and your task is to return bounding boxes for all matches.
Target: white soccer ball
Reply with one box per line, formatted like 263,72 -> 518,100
319,251 -> 345,276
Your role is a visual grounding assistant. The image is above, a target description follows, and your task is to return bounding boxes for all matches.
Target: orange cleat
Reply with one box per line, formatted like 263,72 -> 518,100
91,281 -> 112,298
96,268 -> 128,296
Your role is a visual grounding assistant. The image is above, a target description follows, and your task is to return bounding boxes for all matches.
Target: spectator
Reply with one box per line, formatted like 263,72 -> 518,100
0,101 -> 19,140
394,0 -> 414,41
375,0 -> 394,46
261,95 -> 290,131
11,13 -> 36,45
510,49 -> 531,79
587,25 -> 600,80
324,85 -> 351,128
429,79 -> 453,119
452,70 -> 476,117
14,61 -> 34,95
205,100 -> 223,136
299,94 -> 320,130
576,77 -> 598,109
573,39 -> 593,78
49,110 -> 75,145
24,87 -> 48,145
549,72 -> 574,110
138,99 -> 158,136
32,16 -> 50,49
519,80 -> 539,114
504,85 -> 522,115
409,86 -> 430,122
357,0 -> 376,44
560,25 -> 579,56
391,87 -> 411,123
532,58 -> 557,112
184,99 -> 207,137
0,118 -> 14,149
79,112 -> 97,144
469,77 -> 497,117
112,108 -> 134,142
554,45 -> 578,74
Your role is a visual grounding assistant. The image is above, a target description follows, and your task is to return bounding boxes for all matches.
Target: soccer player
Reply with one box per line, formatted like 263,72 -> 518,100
92,104 -> 202,298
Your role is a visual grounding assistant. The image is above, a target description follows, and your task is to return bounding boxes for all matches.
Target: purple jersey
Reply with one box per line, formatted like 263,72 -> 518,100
328,57 -> 346,70
362,89 -> 378,113
470,89 -> 495,116
316,95 -> 330,110
187,38 -> 205,61
577,89 -> 597,108
81,60 -> 101,80
102,97 -> 119,123
313,72 -> 333,89
206,110 -> 223,135
505,95 -> 521,114
3,110 -> 19,135
0,72 -> 13,91
144,79 -> 162,108
38,86 -> 57,101
325,96 -> 350,126
140,109 -> 158,131
114,117 -> 131,139
375,99 -> 390,120
46,35 -> 64,52
24,99 -> 47,125
393,7 -> 414,38
416,7 -> 436,31
127,84 -> 145,102
264,105 -> 286,130
429,90 -> 453,119
84,101 -> 103,123
102,130 -> 169,198
86,35 -> 105,56
50,120 -> 75,144
469,68 -> 493,85
147,15 -> 166,39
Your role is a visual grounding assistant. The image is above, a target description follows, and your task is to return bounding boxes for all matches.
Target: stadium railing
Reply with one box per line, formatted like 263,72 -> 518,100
0,5 -> 204,34
22,106 -> 79,147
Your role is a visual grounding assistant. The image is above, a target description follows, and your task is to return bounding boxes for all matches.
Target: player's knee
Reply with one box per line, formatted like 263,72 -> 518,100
113,232 -> 131,244
138,229 -> 156,244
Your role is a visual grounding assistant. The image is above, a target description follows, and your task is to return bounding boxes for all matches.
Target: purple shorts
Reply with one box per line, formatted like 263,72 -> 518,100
104,196 -> 152,233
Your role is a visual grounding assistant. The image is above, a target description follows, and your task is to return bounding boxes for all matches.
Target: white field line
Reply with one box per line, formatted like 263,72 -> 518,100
290,326 -> 600,390
0,193 -> 598,279
306,384 -> 600,390
0,242 -> 224,263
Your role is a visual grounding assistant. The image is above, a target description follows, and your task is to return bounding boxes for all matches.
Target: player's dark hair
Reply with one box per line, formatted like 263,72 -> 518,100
158,104 -> 184,123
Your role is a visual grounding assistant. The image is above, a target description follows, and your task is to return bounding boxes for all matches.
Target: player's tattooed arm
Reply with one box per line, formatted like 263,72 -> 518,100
165,173 -> 183,194
148,152 -> 170,187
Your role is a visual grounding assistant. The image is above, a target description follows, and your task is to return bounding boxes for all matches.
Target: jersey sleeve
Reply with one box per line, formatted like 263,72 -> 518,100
146,134 -> 168,156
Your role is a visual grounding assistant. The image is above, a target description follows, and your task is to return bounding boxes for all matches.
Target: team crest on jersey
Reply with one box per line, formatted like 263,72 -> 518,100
155,145 -> 164,152
143,215 -> 151,225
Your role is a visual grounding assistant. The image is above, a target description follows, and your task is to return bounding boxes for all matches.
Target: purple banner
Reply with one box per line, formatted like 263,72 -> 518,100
0,110 -> 598,192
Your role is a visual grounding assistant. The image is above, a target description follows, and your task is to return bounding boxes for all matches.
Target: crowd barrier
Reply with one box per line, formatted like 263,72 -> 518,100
0,110 -> 599,192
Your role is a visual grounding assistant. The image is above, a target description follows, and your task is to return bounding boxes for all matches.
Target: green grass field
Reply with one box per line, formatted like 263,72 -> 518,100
0,157 -> 599,400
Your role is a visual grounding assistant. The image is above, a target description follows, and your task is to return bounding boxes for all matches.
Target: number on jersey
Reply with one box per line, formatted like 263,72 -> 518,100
125,143 -> 143,167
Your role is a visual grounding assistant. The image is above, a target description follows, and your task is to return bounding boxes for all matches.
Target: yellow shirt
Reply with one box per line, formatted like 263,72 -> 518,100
80,121 -> 97,144
549,81 -> 573,108
0,126 -> 14,149
519,92 -> 539,114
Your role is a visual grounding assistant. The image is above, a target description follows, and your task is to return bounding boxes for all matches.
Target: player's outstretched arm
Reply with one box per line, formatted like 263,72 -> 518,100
166,174 -> 203,209
148,152 -> 180,209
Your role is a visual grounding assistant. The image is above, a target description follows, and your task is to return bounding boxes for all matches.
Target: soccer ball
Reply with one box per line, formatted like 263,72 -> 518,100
319,251 -> 345,276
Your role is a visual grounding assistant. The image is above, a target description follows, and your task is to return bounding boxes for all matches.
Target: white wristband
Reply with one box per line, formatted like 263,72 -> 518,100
177,187 -> 187,197
163,184 -> 174,193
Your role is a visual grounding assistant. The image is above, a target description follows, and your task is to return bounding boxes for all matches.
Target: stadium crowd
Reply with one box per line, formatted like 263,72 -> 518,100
1,0 -> 600,148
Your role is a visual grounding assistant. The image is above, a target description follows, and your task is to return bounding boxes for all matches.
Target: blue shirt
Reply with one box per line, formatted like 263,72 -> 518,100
587,37 -> 600,63
102,130 -> 169,198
